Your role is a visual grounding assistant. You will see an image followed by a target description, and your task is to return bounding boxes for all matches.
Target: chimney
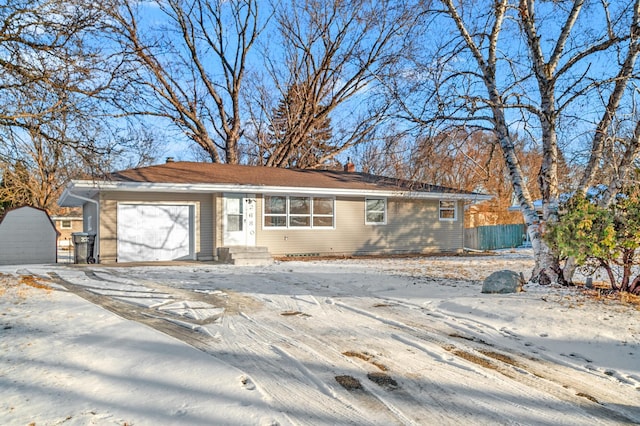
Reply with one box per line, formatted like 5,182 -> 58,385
166,157 -> 175,163
344,158 -> 355,173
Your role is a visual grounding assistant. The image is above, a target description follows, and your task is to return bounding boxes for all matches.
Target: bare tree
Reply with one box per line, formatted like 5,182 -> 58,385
105,0 -> 264,164
576,1 -> 640,205
360,128 -> 545,226
1,0 -> 107,131
397,0 -> 640,283
0,0 -> 130,213
249,0 -> 414,169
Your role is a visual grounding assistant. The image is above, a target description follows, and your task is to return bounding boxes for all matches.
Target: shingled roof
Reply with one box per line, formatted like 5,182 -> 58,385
107,161 -> 480,195
58,162 -> 491,208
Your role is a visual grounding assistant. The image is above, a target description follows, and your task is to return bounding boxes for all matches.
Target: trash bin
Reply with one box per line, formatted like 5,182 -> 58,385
87,234 -> 96,264
72,232 -> 92,264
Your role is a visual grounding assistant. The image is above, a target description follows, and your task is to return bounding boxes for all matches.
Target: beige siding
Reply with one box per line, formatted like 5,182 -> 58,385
256,196 -> 464,256
214,193 -> 223,249
53,218 -> 83,248
98,192 -> 214,263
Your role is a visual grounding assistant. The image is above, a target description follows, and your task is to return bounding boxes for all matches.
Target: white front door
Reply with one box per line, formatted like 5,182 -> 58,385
223,194 -> 256,246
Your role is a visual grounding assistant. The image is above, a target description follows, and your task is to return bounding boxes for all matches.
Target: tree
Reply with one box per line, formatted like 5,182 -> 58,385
396,0 -> 640,284
359,128 -> 546,225
267,82 -> 333,168
547,190 -> 640,295
0,0 -> 133,213
249,0 -> 413,169
105,0 -> 263,164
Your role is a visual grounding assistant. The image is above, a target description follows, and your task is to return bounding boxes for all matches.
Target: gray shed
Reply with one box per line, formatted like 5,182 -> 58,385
0,206 -> 59,265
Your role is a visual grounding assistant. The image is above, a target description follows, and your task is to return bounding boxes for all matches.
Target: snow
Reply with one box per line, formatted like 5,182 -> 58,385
1,249 -> 639,425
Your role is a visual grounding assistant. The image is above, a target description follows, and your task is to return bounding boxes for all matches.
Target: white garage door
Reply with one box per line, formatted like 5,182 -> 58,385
117,204 -> 193,262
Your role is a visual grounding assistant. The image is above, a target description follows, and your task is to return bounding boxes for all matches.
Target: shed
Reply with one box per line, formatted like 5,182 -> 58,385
0,206 -> 59,265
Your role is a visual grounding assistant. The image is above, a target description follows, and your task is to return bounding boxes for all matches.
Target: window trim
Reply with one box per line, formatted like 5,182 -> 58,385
262,195 -> 335,230
365,197 -> 387,225
439,200 -> 457,221
60,220 -> 72,229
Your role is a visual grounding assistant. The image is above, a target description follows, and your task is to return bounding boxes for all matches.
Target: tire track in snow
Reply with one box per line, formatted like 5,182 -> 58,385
213,311 -> 399,425
333,298 -> 639,425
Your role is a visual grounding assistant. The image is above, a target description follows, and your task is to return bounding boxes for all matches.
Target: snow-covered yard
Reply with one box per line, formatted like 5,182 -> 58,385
1,250 -> 639,425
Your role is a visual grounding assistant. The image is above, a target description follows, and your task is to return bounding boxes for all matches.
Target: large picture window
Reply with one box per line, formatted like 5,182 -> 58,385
439,200 -> 457,220
365,198 -> 386,225
263,195 -> 334,229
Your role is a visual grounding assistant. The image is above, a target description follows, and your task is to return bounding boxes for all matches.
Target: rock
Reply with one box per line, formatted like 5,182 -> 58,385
482,270 -> 524,294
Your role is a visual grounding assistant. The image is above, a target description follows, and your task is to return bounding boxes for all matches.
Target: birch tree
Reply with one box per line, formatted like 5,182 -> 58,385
577,2 -> 640,205
399,0 -> 640,283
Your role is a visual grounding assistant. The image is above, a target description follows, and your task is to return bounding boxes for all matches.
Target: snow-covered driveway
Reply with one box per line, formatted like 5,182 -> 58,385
2,250 -> 639,425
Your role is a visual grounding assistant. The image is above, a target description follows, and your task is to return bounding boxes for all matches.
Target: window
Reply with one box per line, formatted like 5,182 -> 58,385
60,220 -> 72,229
439,200 -> 457,220
264,196 -> 287,227
366,198 -> 386,225
225,197 -> 243,231
263,195 -> 334,229
313,197 -> 334,227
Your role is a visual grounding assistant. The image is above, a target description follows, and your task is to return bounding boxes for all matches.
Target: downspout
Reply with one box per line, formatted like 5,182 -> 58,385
68,192 -> 100,262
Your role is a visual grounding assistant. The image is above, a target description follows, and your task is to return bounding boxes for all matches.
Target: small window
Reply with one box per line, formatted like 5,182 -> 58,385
439,200 -> 457,220
60,220 -> 72,229
366,198 -> 386,225
264,196 -> 287,227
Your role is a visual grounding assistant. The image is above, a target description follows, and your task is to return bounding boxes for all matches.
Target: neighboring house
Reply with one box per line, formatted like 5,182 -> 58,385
0,206 -> 59,265
57,161 -> 491,263
51,214 -> 83,249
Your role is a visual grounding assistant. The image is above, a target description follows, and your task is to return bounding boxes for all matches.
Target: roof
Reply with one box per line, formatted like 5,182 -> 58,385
58,162 -> 492,207
0,205 -> 60,236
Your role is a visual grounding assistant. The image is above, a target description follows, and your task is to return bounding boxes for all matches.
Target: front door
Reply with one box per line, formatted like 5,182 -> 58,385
223,194 -> 256,246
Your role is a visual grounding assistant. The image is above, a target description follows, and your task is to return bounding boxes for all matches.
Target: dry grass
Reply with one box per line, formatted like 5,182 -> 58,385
449,348 -> 497,370
19,275 -> 53,291
582,288 -> 640,309
477,349 -> 522,368
343,350 -> 389,371
0,273 -> 53,300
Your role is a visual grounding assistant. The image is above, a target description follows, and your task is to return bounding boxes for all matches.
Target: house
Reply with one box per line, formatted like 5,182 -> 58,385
0,206 -> 59,265
57,161 -> 492,263
51,213 -> 83,250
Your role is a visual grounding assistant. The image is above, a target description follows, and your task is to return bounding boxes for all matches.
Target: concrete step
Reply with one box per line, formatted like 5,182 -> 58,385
218,246 -> 272,266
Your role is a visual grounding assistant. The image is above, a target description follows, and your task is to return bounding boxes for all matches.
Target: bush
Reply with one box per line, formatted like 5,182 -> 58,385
546,192 -> 640,295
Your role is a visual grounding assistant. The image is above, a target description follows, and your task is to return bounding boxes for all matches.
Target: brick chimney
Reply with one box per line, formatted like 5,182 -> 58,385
344,158 -> 355,173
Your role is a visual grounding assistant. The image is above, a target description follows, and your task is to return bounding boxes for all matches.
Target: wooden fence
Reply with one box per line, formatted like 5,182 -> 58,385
464,224 -> 527,251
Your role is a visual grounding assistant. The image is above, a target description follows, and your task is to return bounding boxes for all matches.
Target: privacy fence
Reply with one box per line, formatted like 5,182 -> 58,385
464,224 -> 527,251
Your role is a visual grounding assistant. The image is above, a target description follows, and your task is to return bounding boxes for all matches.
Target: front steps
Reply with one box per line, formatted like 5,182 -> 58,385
217,246 -> 273,266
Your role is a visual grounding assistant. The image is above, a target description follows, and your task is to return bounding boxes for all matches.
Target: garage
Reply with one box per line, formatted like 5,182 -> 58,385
117,204 -> 194,262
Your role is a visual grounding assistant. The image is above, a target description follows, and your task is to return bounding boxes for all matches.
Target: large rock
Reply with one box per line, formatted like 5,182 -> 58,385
482,270 -> 524,294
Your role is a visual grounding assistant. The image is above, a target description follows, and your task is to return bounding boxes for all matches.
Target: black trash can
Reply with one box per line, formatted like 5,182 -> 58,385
87,234 -> 96,264
72,232 -> 90,264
